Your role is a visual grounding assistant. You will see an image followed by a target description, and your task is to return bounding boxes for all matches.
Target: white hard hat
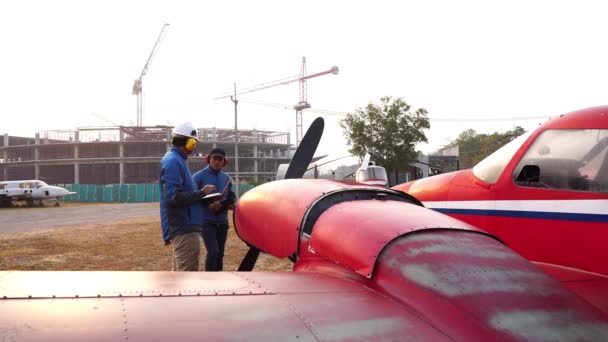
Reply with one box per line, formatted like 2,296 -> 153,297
172,122 -> 199,141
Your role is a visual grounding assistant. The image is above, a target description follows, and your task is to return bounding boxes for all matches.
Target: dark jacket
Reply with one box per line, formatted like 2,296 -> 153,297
159,147 -> 204,241
192,166 -> 236,224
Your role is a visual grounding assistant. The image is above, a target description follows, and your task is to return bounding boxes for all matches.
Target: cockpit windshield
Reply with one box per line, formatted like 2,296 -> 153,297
473,130 -> 533,184
513,129 -> 608,193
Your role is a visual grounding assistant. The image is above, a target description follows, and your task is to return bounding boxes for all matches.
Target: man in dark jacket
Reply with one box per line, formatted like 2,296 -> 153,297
193,147 -> 237,271
159,122 -> 215,271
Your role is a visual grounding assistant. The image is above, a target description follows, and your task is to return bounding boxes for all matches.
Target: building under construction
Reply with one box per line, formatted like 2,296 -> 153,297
0,126 -> 291,184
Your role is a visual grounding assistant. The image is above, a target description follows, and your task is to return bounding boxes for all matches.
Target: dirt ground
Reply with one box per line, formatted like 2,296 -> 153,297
0,205 -> 292,272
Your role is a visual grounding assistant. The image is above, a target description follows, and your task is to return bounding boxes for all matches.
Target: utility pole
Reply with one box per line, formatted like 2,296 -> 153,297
132,23 -> 170,126
230,83 -> 240,197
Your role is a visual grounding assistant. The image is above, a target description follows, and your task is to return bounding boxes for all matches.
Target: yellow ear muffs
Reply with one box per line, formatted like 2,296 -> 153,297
185,138 -> 197,152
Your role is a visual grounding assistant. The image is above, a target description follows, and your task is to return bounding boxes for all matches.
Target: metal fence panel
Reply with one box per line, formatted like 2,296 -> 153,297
145,184 -> 155,202
154,183 -> 161,202
136,184 -> 145,203
128,184 -> 137,203
120,185 -> 129,203
96,185 -> 104,202
88,184 -> 96,202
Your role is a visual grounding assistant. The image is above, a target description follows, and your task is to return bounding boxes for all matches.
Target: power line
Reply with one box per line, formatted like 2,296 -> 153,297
238,98 -> 552,122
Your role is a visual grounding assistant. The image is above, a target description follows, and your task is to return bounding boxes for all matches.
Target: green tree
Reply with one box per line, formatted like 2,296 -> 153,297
340,97 -> 430,178
446,126 -> 526,169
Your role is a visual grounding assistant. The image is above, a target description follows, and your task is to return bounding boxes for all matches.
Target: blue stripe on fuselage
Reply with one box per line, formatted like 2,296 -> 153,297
433,208 -> 608,223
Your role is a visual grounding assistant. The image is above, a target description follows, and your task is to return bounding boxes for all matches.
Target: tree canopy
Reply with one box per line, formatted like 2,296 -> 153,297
340,96 -> 430,174
446,126 -> 526,169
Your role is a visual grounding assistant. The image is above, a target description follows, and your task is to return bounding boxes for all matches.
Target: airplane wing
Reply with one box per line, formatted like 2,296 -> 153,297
535,262 -> 608,316
0,271 -> 451,341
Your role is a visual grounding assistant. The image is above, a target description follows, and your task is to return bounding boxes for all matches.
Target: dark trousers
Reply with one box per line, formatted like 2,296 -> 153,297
202,222 -> 229,271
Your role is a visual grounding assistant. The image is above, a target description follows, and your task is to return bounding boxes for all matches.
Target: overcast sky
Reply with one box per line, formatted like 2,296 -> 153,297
1,0 -> 607,157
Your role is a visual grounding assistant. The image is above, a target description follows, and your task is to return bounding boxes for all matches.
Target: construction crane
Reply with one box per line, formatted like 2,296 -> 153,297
132,23 -> 170,127
213,58 -> 338,198
214,57 -> 339,147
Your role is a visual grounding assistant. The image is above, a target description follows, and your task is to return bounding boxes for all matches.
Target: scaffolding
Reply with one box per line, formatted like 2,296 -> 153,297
1,125 -> 291,184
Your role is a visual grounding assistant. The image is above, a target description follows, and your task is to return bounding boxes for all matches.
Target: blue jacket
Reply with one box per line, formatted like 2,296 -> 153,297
159,147 -> 204,241
192,166 -> 236,224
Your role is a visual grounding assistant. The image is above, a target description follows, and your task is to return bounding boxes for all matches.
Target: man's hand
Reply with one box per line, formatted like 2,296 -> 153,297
209,201 -> 222,213
201,185 -> 217,194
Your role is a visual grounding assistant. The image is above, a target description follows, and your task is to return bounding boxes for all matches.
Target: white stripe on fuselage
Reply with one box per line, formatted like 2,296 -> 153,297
423,200 -> 608,215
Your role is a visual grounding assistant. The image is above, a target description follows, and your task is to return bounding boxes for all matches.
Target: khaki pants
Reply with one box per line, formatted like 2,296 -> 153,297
171,232 -> 201,271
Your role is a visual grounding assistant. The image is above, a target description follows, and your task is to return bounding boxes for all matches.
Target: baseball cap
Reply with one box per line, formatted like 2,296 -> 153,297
208,147 -> 226,159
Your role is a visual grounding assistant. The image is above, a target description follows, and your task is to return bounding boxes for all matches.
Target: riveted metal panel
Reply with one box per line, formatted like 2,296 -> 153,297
0,272 -> 269,299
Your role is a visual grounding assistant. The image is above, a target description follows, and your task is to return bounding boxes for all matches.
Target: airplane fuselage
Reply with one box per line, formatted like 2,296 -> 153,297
393,106 -> 608,276
0,180 -> 73,205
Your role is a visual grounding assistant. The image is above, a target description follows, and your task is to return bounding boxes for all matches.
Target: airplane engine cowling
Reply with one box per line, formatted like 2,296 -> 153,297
234,179 -> 409,259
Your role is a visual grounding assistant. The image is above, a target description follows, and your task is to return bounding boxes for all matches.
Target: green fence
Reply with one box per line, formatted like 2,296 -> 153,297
57,183 -> 255,203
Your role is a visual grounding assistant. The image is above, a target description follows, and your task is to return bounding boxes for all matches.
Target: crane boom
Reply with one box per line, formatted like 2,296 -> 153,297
132,23 -> 170,126
213,59 -> 338,147
213,66 -> 338,101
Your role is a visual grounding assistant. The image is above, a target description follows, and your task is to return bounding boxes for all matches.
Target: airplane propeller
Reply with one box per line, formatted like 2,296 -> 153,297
237,117 -> 325,272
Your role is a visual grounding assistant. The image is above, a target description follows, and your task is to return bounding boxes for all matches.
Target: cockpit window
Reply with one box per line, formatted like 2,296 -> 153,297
513,129 -> 608,193
473,130 -> 533,184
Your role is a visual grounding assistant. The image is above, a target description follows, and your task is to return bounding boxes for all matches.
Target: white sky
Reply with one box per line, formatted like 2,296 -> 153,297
1,0 -> 607,157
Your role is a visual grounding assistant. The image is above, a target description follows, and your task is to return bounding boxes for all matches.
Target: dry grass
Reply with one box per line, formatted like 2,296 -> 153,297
0,212 -> 293,272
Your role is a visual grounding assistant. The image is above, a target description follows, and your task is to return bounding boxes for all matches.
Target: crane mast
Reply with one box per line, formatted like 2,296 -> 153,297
132,23 -> 170,126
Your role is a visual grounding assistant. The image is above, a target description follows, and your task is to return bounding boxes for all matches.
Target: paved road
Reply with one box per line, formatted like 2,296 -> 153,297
0,203 -> 159,234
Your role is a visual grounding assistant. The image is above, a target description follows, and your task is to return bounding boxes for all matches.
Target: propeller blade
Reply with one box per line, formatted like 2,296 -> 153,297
237,246 -> 260,271
237,117 -> 324,272
284,117 -> 324,179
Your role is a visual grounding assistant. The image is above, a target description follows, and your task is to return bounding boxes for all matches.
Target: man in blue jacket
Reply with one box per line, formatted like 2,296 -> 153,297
193,147 -> 237,271
159,122 -> 215,271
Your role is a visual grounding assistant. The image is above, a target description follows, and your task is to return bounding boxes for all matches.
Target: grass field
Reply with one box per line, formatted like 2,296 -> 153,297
0,210 -> 292,272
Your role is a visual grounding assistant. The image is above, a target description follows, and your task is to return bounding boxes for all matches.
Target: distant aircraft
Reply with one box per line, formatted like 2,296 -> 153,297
276,152 -> 389,187
355,152 -> 388,186
0,180 -> 76,207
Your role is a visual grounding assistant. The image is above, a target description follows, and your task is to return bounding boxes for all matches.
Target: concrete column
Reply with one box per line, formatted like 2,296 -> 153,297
34,133 -> 40,180
119,129 -> 125,185
165,127 -> 172,152
3,133 -> 8,180
253,130 -> 258,181
212,127 -> 217,148
74,131 -> 79,184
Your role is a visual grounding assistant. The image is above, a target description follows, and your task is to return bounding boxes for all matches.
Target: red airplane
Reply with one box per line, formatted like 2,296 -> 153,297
2,117 -> 608,341
393,106 -> 608,315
